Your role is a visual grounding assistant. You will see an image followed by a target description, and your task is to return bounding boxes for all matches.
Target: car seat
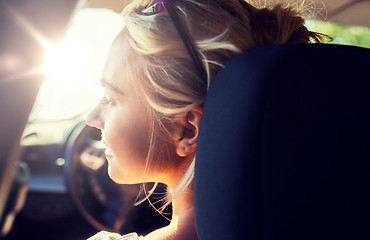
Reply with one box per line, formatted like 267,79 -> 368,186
194,43 -> 370,239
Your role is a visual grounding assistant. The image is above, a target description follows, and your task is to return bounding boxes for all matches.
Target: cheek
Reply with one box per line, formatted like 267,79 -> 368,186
148,123 -> 181,170
118,123 -> 148,152
106,110 -> 151,166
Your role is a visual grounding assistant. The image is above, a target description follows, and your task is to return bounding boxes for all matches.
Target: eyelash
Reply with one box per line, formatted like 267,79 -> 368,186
100,96 -> 114,106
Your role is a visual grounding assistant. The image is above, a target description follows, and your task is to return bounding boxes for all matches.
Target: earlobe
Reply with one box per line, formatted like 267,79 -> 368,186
176,106 -> 203,157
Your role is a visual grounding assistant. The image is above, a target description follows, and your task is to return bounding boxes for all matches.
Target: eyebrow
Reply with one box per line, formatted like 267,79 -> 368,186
100,78 -> 125,96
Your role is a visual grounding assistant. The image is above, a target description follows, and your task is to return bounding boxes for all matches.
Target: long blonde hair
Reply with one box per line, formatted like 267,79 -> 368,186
119,0 -> 324,211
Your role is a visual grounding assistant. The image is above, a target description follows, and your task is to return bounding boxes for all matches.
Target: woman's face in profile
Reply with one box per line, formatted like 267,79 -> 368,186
86,34 -> 154,184
87,32 -> 181,185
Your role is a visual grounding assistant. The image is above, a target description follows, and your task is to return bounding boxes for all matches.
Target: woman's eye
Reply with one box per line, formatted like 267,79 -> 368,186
100,96 -> 114,106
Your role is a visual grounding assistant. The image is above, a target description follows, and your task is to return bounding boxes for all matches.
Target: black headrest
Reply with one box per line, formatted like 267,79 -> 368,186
195,43 -> 370,240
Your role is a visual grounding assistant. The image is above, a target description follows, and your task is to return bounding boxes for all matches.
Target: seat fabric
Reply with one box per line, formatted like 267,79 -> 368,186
194,43 -> 370,240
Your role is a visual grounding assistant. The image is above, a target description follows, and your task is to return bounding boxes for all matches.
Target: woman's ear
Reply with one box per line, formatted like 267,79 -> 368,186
176,106 -> 203,157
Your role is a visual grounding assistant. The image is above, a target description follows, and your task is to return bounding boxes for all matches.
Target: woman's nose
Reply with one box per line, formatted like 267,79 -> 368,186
86,105 -> 104,130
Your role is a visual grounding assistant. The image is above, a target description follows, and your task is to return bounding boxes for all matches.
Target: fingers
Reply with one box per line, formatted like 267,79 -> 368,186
117,232 -> 140,240
87,231 -> 140,240
87,231 -> 122,240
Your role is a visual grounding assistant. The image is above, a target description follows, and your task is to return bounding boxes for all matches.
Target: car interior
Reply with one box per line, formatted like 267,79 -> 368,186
1,0 -> 369,239
195,43 -> 370,239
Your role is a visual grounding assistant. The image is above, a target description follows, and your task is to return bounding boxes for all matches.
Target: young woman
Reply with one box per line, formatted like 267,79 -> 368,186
86,0 -> 324,239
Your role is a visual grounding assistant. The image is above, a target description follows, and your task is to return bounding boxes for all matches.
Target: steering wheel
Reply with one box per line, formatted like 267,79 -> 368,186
64,122 -> 171,234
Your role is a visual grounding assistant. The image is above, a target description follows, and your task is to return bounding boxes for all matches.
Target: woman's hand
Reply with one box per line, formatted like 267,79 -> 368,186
87,231 -> 121,240
87,231 -> 140,240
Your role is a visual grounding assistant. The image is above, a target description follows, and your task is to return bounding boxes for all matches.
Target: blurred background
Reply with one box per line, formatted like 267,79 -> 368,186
0,0 -> 368,239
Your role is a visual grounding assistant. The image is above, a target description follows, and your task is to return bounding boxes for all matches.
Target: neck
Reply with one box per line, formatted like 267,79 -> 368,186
144,158 -> 197,239
166,176 -> 197,239
170,183 -> 193,214
144,186 -> 197,240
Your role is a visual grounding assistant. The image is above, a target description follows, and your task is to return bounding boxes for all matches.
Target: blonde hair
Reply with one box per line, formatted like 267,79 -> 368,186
119,0 -> 325,211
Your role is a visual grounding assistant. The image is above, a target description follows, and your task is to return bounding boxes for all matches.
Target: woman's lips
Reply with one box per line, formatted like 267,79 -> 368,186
104,147 -> 113,158
102,140 -> 113,158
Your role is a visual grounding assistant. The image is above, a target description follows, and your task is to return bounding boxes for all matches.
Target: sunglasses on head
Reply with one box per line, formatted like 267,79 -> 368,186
141,0 -> 207,82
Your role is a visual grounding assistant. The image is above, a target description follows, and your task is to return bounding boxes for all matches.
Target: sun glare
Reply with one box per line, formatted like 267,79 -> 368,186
30,8 -> 125,121
3,3 -> 124,122
44,41 -> 87,84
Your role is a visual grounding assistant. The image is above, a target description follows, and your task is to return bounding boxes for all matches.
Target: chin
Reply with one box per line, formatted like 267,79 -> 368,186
107,164 -> 143,185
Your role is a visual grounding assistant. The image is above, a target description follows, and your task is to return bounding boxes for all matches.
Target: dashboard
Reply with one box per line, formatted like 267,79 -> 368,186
6,116 -> 171,239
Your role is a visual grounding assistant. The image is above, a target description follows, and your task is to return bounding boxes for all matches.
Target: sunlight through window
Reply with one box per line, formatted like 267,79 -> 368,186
30,8 -> 124,122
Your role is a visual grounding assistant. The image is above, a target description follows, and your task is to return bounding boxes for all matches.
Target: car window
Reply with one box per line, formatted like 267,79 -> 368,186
29,9 -> 370,123
307,20 -> 370,48
29,8 -> 124,122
